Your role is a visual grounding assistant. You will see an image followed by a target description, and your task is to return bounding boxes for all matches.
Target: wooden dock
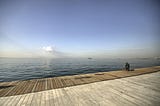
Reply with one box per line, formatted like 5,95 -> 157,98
0,67 -> 160,106
0,66 -> 160,98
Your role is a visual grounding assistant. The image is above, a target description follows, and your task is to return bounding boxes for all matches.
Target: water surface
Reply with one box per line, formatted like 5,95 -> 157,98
0,58 -> 159,82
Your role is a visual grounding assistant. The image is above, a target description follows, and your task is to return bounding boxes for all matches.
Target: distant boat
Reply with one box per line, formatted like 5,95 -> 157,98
88,58 -> 92,59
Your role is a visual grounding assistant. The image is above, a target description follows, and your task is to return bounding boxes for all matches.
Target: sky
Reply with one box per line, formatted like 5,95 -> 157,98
0,0 -> 160,58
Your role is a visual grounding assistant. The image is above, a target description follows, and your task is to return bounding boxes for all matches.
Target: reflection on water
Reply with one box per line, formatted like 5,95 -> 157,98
0,58 -> 159,82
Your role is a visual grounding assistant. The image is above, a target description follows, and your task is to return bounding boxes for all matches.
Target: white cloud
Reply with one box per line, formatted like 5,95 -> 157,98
42,46 -> 54,53
41,46 -> 68,58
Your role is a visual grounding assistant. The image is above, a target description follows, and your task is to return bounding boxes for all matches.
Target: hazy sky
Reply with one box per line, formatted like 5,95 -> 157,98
0,0 -> 159,58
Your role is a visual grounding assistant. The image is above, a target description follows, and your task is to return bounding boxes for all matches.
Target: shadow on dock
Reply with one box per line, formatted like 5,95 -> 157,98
0,85 -> 14,89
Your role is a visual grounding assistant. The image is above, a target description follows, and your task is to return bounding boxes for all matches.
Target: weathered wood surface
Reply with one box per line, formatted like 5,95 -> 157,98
0,66 -> 160,97
0,71 -> 160,106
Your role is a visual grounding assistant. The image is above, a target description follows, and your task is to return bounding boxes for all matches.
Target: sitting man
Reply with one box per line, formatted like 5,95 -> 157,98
125,62 -> 130,71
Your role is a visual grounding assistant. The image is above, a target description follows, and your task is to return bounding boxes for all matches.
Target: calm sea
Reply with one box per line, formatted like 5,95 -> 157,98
0,58 -> 159,82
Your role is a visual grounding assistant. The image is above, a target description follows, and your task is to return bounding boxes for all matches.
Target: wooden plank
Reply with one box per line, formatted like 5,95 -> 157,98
23,80 -> 36,94
14,81 -> 28,95
16,94 -> 27,106
106,80 -> 160,105
59,78 -> 67,87
10,94 -> 24,106
30,93 -> 38,106
21,93 -> 31,106
51,78 -> 57,89
62,78 -> 75,87
54,77 -> 64,88
47,78 -> 52,90
123,78 -> 160,92
34,79 -> 46,92
115,79 -> 160,101
1,81 -> 20,97
31,79 -> 39,93
1,96 -> 14,106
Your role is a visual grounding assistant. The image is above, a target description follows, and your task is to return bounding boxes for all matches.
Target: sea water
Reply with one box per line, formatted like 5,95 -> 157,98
0,58 -> 159,82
